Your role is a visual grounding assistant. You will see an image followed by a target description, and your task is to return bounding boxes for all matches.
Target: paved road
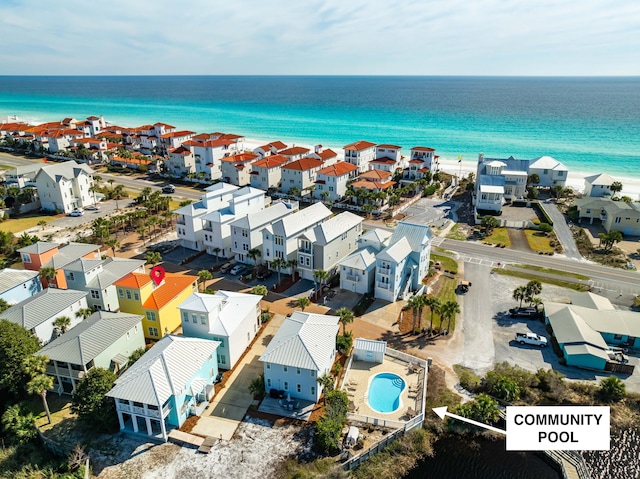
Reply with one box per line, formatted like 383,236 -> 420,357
461,261 -> 496,372
540,200 -> 582,260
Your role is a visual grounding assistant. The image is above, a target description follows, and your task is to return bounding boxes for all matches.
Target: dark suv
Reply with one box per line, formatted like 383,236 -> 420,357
509,307 -> 540,319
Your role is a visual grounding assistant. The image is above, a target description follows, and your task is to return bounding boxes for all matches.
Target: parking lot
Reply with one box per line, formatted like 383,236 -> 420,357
403,198 -> 454,226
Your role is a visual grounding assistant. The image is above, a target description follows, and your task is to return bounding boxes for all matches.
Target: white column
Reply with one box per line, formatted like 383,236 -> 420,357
117,410 -> 124,430
145,417 -> 152,436
160,416 -> 167,441
132,415 -> 139,433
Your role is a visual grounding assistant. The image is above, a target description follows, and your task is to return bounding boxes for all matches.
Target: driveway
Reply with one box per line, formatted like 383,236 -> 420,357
404,198 -> 454,226
540,200 -> 582,260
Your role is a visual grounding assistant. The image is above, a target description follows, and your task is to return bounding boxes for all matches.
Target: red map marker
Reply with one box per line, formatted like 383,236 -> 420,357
151,266 -> 166,286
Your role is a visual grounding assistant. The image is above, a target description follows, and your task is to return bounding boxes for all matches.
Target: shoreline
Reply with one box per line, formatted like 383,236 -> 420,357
6,113 -> 640,200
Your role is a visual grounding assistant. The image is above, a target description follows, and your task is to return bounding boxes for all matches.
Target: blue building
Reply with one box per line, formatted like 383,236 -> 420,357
107,335 -> 220,442
0,268 -> 41,305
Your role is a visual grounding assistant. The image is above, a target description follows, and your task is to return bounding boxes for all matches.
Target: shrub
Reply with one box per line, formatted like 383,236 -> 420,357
493,376 -> 520,402
248,374 -> 265,399
538,223 -> 553,234
336,333 -> 353,354
599,376 -> 625,403
71,368 -> 119,433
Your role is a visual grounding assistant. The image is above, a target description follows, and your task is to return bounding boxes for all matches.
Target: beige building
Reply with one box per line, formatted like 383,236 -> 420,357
574,197 -> 640,236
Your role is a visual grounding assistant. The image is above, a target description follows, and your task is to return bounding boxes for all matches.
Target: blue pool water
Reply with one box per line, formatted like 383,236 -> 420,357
368,373 -> 405,413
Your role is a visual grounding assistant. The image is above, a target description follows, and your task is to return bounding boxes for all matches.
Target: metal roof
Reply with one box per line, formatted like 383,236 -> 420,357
354,338 -> 387,354
563,344 -> 610,361
230,202 -> 292,231
18,241 -> 59,255
1,288 -> 88,330
377,236 -> 412,263
35,160 -> 93,183
391,222 -> 433,253
107,335 -> 220,406
313,212 -> 362,245
43,243 -> 101,270
0,268 -> 39,293
36,311 -> 142,366
339,247 -> 377,271
85,258 -> 146,289
584,173 -> 614,186
259,312 -> 339,371
529,156 -> 567,171
272,203 -> 332,238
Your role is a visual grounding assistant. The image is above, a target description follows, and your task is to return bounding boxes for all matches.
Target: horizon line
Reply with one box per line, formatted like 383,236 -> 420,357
0,74 -> 639,79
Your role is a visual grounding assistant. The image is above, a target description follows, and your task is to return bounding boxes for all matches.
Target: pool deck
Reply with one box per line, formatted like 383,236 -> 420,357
342,356 -> 424,423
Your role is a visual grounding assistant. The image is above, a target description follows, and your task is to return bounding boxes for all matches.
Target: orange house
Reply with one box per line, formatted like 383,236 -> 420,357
18,241 -> 101,289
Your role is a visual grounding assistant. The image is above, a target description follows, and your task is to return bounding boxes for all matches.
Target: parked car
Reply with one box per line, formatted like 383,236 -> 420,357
458,280 -> 471,293
219,262 -> 234,274
230,264 -> 247,275
515,332 -> 547,347
84,205 -> 100,211
162,184 -> 175,193
256,268 -> 273,280
509,307 -> 540,319
68,209 -> 84,217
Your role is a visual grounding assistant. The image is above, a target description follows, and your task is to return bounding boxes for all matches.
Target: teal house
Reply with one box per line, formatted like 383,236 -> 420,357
107,335 -> 220,442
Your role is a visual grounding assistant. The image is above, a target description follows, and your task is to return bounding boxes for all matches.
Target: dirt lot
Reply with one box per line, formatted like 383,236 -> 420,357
580,222 -> 640,269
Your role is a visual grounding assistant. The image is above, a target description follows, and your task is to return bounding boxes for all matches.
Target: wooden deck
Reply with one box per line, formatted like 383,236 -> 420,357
198,435 -> 218,454
168,429 -> 204,447
258,397 -> 316,421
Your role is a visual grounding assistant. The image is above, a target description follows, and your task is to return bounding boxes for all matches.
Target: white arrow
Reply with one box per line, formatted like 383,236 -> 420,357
432,406 -> 507,435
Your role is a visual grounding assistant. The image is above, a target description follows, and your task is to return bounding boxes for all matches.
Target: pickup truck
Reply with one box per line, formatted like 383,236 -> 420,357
515,332 -> 547,347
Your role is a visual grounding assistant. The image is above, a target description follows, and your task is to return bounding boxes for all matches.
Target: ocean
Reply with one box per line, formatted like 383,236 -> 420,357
0,76 -> 638,179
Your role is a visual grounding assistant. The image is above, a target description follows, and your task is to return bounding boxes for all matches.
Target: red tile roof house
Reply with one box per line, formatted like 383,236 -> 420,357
343,140 -> 377,173
279,146 -> 311,162
220,152 -> 260,186
253,141 -> 288,157
164,146 -> 195,177
350,169 -> 396,205
183,138 -> 235,181
159,130 -> 195,154
314,161 -> 359,202
370,144 -> 405,173
281,157 -> 325,195
403,147 -> 436,181
249,154 -> 291,191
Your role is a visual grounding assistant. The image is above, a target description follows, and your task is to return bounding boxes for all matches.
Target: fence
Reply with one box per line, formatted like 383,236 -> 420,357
542,450 -> 592,479
385,347 -> 428,368
36,426 -> 91,478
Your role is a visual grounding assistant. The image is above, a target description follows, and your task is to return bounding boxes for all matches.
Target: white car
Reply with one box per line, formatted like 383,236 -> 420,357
69,209 -> 84,217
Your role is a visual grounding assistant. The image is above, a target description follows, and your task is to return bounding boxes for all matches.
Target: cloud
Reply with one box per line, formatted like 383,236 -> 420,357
0,0 -> 638,74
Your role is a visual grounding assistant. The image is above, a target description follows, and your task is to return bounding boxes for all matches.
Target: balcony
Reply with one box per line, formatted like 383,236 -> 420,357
376,282 -> 390,290
118,403 -> 165,419
203,224 -> 213,232
345,274 -> 360,282
176,217 -> 186,225
46,364 -> 85,380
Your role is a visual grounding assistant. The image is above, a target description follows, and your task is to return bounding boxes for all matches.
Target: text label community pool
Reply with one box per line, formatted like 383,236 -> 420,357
506,406 -> 610,451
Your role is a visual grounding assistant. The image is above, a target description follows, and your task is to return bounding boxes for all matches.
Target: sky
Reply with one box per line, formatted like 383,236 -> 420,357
1,0 -> 639,76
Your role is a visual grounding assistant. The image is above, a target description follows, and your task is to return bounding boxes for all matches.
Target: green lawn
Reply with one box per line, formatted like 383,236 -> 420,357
512,263 -> 589,281
431,253 -> 458,274
0,214 -> 60,233
493,268 -> 590,292
484,227 -> 511,247
445,223 -> 468,241
524,229 -> 554,253
420,277 -> 459,333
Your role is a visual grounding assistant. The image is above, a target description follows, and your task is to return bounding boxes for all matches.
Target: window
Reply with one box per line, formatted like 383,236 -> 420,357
200,314 -> 206,325
191,313 -> 197,323
267,378 -> 271,388
297,384 -> 301,393
614,334 -> 623,340
183,311 -> 189,322
284,381 -> 289,391
311,386 -> 316,396
310,370 -> 315,377
217,354 -> 226,365
305,257 -> 310,266
283,365 -> 288,372
126,290 -> 131,300
66,272 -> 75,281
90,290 -> 100,299
21,253 -> 31,263
266,362 -> 271,369
148,327 -> 158,337
615,217 -> 621,223
296,367 -> 300,375
133,291 -> 139,301
146,311 -> 156,321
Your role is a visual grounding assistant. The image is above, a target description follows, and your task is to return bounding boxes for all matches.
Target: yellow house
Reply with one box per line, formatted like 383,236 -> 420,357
115,271 -> 197,340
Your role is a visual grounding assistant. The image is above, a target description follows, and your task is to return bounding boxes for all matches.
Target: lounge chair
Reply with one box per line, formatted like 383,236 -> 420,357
407,407 -> 416,418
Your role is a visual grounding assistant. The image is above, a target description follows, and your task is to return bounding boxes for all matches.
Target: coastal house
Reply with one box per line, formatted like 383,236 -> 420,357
296,212 -> 363,281
164,146 -> 195,177
309,148 -> 338,163
528,156 -> 568,188
314,161 -> 359,202
4,163 -> 42,188
474,154 -> 529,213
281,158 -> 325,195
344,140 -> 377,173
62,257 -> 146,311
250,154 -> 291,191
584,173 -> 616,197
261,202 -> 332,272
545,292 -> 639,371
178,290 -> 261,370
45,129 -> 86,154
174,182 -> 240,251
259,312 -> 339,403
107,335 -> 220,442
183,138 -> 234,181
253,141 -> 288,157
36,311 -> 145,394
159,130 -> 195,154
350,169 -> 396,200
370,144 -> 404,173
0,288 -> 89,344
220,152 -> 260,186
403,147 -> 436,181
18,241 -> 101,289
34,160 -> 95,213
230,200 -> 298,265
574,197 -> 640,236
374,222 -> 432,302
0,268 -> 42,305
339,228 -> 392,295
114,271 -> 198,340
279,146 -> 311,162
75,115 -> 106,137
201,186 -> 267,259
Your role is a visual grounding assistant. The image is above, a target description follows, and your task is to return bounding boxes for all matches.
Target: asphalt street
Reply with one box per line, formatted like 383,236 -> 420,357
540,200 -> 582,260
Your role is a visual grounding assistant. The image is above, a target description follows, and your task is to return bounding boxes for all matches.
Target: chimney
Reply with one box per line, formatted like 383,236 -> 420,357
314,144 -> 321,154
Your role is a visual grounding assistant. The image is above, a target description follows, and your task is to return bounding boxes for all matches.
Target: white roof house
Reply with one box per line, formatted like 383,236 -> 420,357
107,335 -> 220,407
271,202 -> 332,239
584,173 -> 615,197
528,155 -> 569,188
377,236 -> 412,263
340,247 -> 377,271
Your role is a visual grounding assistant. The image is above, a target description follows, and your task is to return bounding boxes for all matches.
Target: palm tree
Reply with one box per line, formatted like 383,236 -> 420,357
313,269 -> 328,299
198,270 -> 213,292
295,296 -> 311,311
270,258 -> 287,285
320,191 -> 330,203
512,286 -> 527,308
316,373 -> 335,404
337,307 -> 355,335
212,247 -> 222,265
424,296 -> 441,335
52,316 -> 71,335
39,266 -> 57,288
524,280 -> 542,305
145,251 -> 162,270
407,294 -> 426,332
247,248 -> 262,266
287,259 -> 298,281
251,285 -> 268,296
75,308 -> 94,320
362,203 -> 374,219
137,225 -> 148,245
23,356 -> 53,424
441,300 -> 460,333
610,181 -> 623,198
105,237 -> 120,257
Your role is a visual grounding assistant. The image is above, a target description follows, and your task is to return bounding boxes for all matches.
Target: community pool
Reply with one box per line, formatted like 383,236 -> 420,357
367,372 -> 405,413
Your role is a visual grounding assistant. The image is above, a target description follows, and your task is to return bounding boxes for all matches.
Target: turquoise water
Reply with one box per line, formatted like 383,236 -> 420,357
0,76 -> 638,178
368,373 -> 405,413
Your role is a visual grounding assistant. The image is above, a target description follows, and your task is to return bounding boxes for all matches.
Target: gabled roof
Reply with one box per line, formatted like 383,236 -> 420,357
271,203 -> 332,238
545,304 -> 609,350
36,311 -> 142,366
0,288 -> 88,330
584,173 -> 615,186
370,158 -> 397,165
85,258 -> 146,290
350,179 -> 395,190
220,153 -> 258,163
390,222 -> 433,252
116,272 -> 196,311
230,202 -> 292,231
107,335 -> 220,406
179,290 -> 261,337
252,154 -> 289,169
115,272 -> 152,289
315,149 -> 337,161
279,146 -> 310,156
168,146 -> 192,155
574,197 -> 640,216
160,130 -> 195,138
313,212 -> 362,245
282,158 -> 323,171
259,312 -> 339,370
0,268 -> 39,293
64,258 -> 103,273
344,140 -> 376,151
339,247 -> 377,270
43,243 -> 101,270
376,144 -> 402,149
359,228 -> 392,247
18,241 -> 59,255
377,236 -> 412,263
317,161 -> 358,177
34,161 -> 93,184
529,156 -> 568,171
